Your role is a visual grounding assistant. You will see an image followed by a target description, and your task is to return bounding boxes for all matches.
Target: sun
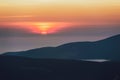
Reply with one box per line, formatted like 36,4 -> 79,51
41,31 -> 48,35
35,23 -> 53,35
40,25 -> 49,35
32,22 -> 74,35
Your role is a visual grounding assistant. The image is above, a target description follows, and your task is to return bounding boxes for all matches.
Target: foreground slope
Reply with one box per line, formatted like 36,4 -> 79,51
0,55 -> 120,80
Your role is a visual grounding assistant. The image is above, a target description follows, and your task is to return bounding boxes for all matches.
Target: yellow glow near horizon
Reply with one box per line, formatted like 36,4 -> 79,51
32,22 -> 76,35
0,21 -> 77,35
36,23 -> 53,35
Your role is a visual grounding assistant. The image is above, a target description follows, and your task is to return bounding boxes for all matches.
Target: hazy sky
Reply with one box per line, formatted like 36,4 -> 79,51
0,0 -> 120,53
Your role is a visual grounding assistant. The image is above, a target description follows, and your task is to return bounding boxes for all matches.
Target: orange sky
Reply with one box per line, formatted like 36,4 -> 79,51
0,0 -> 120,34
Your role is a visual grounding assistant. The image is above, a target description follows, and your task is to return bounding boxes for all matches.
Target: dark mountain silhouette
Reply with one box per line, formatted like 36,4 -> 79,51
2,34 -> 120,60
0,55 -> 120,80
1,34 -> 120,80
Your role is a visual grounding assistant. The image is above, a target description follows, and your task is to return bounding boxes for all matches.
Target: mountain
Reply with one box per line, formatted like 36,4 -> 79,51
1,34 -> 120,80
0,55 -> 120,80
2,34 -> 120,61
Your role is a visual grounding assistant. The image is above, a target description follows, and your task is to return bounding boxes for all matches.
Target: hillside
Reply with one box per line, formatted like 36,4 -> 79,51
0,55 -> 120,80
3,34 -> 120,60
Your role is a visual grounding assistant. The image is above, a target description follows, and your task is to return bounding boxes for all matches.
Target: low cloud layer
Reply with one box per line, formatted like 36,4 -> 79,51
0,26 -> 40,37
55,25 -> 120,36
0,25 -> 120,38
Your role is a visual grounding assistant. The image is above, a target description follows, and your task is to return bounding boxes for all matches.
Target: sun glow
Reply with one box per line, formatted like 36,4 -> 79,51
0,21 -> 82,35
33,22 -> 74,35
37,23 -> 51,35
34,22 -> 55,35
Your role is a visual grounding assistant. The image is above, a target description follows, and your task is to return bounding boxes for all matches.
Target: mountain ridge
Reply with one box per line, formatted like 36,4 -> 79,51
2,34 -> 120,61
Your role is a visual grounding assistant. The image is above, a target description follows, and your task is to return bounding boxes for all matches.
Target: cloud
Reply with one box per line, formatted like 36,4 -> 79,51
0,26 -> 40,37
50,25 -> 120,37
0,24 -> 120,38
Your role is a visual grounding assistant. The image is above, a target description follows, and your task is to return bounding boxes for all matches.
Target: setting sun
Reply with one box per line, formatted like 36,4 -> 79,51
37,23 -> 51,35
41,31 -> 48,35
34,22 -> 56,35
32,22 -> 75,35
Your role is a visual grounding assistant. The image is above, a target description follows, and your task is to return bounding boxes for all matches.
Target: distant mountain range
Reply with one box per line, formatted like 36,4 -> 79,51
2,34 -> 120,61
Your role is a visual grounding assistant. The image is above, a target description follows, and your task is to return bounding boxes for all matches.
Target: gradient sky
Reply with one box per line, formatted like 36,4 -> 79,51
0,0 -> 120,53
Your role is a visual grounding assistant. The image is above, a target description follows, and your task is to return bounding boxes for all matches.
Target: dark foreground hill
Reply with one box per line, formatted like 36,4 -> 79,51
3,34 -> 120,60
0,55 -> 120,80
